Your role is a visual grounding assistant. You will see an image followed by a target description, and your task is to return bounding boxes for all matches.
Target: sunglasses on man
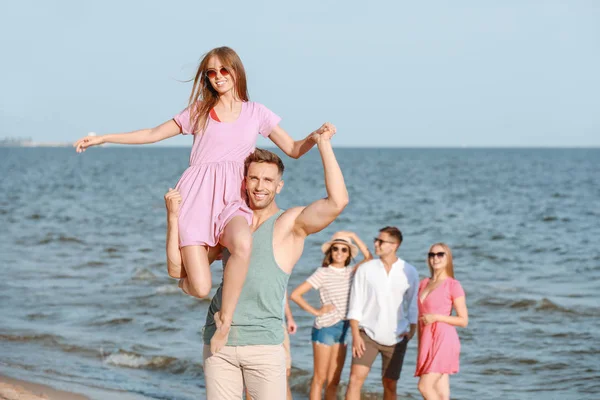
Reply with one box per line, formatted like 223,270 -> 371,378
373,238 -> 396,246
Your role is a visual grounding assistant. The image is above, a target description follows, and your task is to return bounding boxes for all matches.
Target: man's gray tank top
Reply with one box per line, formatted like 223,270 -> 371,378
203,210 -> 289,346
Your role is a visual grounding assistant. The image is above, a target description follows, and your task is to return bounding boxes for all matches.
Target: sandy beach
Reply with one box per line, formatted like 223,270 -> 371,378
0,375 -> 88,400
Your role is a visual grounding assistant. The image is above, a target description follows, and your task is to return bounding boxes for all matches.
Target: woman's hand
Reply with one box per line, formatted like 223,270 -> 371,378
335,230 -> 355,238
317,303 -> 336,316
420,314 -> 439,326
311,122 -> 337,144
73,135 -> 105,153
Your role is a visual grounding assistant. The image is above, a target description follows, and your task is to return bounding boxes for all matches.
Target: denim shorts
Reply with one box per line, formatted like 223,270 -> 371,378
311,320 -> 350,346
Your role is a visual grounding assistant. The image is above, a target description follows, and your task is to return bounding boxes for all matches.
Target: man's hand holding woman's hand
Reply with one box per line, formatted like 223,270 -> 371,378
311,122 -> 337,144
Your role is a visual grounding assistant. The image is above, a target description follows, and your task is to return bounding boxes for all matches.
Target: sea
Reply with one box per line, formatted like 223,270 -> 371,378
1,147 -> 599,399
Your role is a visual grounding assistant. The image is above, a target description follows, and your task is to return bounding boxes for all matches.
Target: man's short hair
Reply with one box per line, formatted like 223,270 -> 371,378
379,226 -> 403,244
244,148 -> 285,177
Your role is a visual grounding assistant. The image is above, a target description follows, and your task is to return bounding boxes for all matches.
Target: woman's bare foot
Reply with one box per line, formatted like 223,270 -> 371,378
211,311 -> 232,354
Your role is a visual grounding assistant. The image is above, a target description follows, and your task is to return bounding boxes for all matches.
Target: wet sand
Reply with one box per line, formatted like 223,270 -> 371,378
0,375 -> 88,400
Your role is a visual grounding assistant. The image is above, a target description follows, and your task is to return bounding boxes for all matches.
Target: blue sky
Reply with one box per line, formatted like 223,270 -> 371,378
1,0 -> 599,147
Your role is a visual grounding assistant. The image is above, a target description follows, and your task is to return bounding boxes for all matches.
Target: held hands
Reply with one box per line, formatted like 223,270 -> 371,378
164,188 -> 182,216
73,135 -> 105,153
420,314 -> 439,326
317,303 -> 336,316
311,122 -> 337,144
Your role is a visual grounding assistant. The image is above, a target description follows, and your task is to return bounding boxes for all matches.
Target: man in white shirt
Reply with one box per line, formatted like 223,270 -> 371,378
345,226 -> 419,400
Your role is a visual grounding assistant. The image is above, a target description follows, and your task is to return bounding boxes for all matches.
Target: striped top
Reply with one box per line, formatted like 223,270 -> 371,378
307,265 -> 354,329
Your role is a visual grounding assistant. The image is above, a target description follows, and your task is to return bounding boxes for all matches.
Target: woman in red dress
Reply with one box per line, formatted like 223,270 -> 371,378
415,243 -> 469,400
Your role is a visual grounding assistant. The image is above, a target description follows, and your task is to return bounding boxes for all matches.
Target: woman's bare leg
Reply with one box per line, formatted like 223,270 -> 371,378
211,216 -> 252,354
418,373 -> 442,400
325,343 -> 346,400
311,342 -> 333,400
434,374 -> 450,400
180,245 -> 211,298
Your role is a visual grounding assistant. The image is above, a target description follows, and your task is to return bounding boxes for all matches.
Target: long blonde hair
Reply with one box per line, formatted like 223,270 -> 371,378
187,47 -> 249,133
428,242 -> 455,278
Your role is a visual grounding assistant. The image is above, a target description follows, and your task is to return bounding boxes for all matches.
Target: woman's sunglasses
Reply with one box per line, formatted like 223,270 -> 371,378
205,67 -> 230,79
428,252 -> 446,259
331,246 -> 348,253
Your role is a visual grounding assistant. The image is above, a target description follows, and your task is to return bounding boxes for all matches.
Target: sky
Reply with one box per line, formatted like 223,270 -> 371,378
1,0 -> 599,147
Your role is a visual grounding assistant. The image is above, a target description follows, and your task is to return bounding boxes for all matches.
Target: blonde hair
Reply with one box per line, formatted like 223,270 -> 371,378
428,242 -> 455,278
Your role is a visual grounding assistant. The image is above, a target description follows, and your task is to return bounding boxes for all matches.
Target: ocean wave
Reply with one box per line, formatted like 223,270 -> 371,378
155,285 -> 181,295
480,368 -> 521,376
13,233 -> 83,246
81,260 -> 107,267
476,297 -> 595,316
145,325 -> 180,333
471,355 -> 540,366
26,312 -> 55,320
89,317 -> 134,327
132,268 -> 157,281
104,351 -> 176,369
38,234 -> 85,245
103,350 -> 202,376
0,332 -> 97,357
0,333 -> 62,345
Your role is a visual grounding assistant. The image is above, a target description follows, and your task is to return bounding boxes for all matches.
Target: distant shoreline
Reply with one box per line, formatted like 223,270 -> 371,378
1,145 -> 598,149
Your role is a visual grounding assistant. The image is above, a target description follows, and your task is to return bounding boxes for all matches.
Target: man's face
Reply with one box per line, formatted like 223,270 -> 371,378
373,232 -> 400,257
245,162 -> 284,210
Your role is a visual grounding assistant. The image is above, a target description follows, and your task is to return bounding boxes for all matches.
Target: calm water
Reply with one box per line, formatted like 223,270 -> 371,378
1,147 -> 599,399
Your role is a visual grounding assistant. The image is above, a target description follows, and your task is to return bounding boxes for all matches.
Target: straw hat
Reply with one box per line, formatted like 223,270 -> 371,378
321,233 -> 359,258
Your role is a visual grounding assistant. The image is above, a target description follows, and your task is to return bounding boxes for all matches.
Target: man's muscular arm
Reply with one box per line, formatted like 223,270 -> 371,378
293,128 -> 348,237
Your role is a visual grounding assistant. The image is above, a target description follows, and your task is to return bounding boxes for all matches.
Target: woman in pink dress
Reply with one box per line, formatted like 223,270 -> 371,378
73,47 -> 334,354
415,243 -> 469,400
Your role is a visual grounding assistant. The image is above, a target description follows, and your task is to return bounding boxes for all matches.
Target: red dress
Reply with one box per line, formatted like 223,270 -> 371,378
415,277 -> 465,376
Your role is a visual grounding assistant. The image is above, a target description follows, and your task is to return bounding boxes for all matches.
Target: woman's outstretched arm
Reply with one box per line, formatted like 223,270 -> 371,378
74,119 -> 182,152
268,123 -> 335,159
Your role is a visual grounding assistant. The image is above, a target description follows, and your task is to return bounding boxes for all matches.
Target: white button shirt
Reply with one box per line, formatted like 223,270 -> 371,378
346,258 -> 419,346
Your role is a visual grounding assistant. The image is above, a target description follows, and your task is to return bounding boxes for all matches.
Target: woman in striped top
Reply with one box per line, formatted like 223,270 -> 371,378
290,231 -> 372,400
